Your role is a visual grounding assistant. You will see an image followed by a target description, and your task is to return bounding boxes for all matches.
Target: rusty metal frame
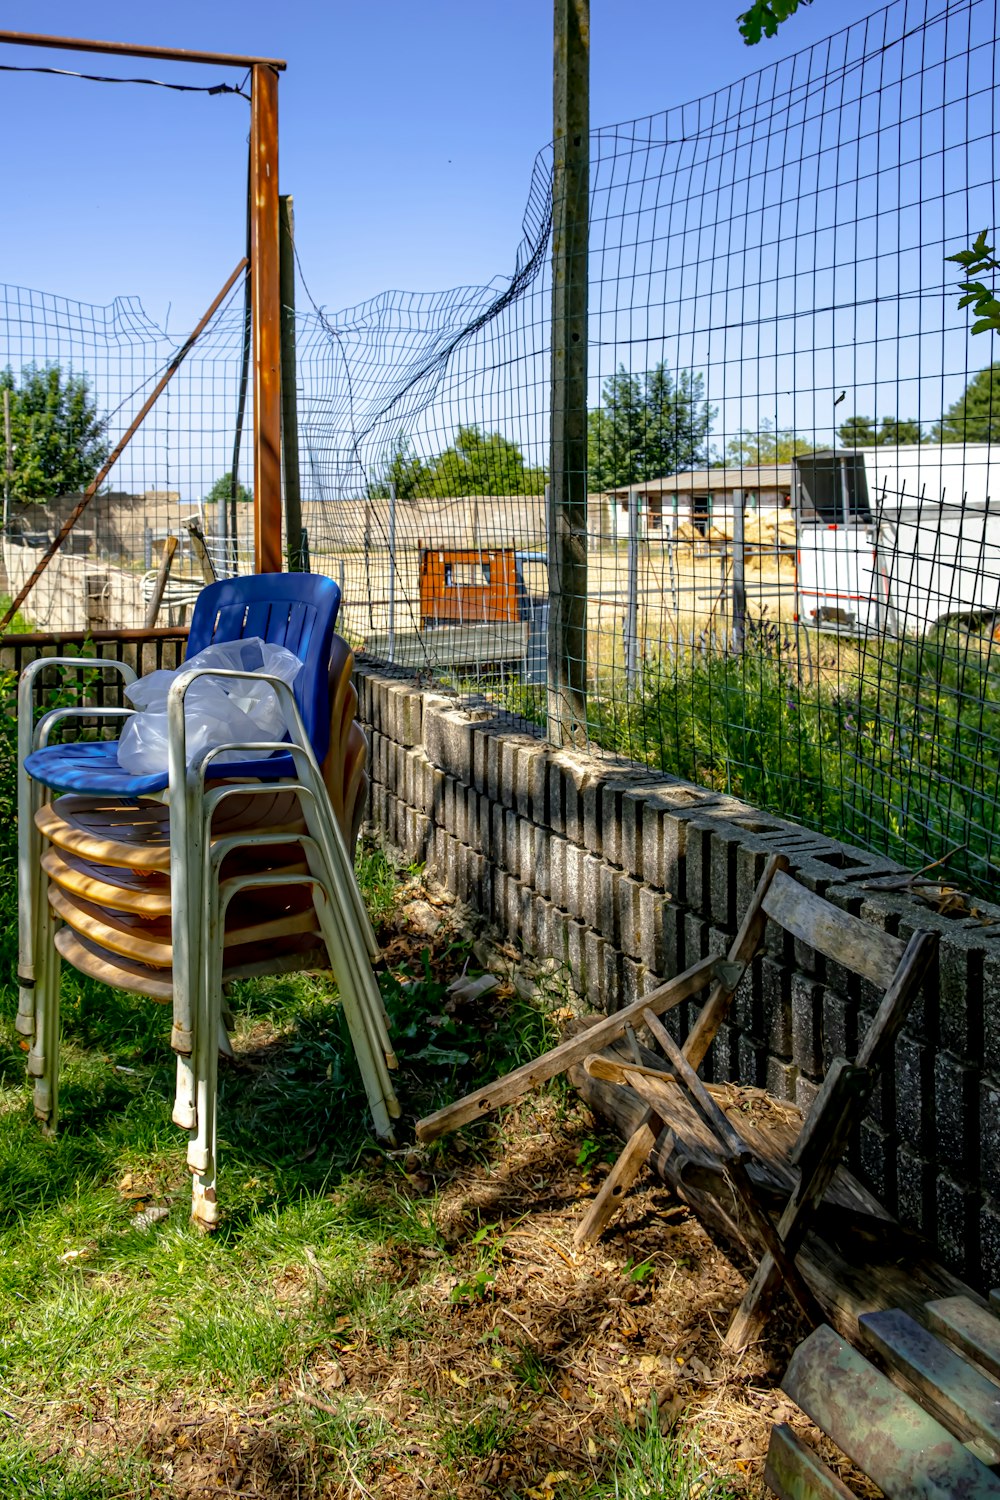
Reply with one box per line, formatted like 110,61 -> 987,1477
0,29 -> 286,585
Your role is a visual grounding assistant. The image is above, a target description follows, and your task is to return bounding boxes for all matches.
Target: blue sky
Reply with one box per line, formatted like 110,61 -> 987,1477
1,0 -> 891,327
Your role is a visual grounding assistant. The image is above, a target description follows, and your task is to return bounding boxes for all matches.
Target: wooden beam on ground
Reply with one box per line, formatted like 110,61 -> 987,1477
415,953 -> 719,1143
782,1324 -> 1000,1500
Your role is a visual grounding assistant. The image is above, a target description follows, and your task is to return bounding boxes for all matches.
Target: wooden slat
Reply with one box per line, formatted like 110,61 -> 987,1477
726,929 -> 936,1351
783,1323 -> 1000,1500
762,872 -> 905,991
414,953 -> 719,1142
684,852 -> 789,1067
859,1308 -> 1000,1456
764,1423 -> 859,1500
927,1297 -> 1000,1383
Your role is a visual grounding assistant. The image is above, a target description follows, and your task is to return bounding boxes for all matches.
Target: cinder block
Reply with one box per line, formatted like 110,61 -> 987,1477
582,775 -> 604,857
821,985 -> 856,1069
709,827 -> 740,932
981,1081 -> 1000,1199
641,800 -> 666,893
935,1172 -> 979,1278
978,1199 -> 1000,1288
639,887 -> 666,975
504,809 -> 520,878
934,1050 -> 978,1174
766,1056 -> 798,1103
895,1035 -> 932,1154
518,819 -> 536,889
618,876 -> 642,960
684,913 -> 710,965
791,973 -> 823,1079
684,820 -> 713,919
582,853 -> 602,933
567,919 -> 587,996
533,825 -> 552,900
795,1075 -> 820,1115
621,958 -> 645,1009
737,1034 -> 766,1088
597,863 -> 620,942
584,928 -> 607,1009
563,842 -> 586,920
896,1144 -> 933,1234
932,924 -> 987,1062
620,790 -> 647,882
859,1118 -> 894,1213
515,739 -> 548,824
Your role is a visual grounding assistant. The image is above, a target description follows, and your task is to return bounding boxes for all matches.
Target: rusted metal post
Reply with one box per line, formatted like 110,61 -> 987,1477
279,194 -> 303,571
251,62 -> 283,574
547,0 -> 590,745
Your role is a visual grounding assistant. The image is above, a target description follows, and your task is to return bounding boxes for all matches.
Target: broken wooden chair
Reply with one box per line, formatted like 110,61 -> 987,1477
416,853 -> 937,1351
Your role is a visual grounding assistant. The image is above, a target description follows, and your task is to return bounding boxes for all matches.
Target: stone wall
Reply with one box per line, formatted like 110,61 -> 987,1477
356,661 -> 1000,1292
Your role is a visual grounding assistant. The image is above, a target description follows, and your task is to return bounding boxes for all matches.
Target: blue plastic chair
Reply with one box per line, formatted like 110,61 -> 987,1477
17,573 -> 400,1223
22,573 -> 343,798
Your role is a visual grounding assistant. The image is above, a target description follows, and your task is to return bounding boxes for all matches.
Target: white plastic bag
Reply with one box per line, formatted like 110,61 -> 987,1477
116,636 -> 303,775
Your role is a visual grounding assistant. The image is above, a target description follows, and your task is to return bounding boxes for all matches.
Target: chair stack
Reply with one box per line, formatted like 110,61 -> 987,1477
17,576 -> 400,1227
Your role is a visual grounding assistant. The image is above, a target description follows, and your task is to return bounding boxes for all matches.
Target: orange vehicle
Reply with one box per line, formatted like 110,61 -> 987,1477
416,546 -> 548,681
419,547 -> 522,627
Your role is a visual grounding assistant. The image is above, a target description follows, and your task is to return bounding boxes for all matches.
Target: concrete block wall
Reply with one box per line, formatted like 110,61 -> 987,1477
356,663 -> 1000,1290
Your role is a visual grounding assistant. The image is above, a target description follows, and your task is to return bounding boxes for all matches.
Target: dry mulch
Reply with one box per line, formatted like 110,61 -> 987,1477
16,875 -> 870,1499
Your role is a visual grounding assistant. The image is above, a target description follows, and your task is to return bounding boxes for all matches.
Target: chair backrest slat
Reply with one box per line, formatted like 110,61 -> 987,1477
761,870 -> 905,990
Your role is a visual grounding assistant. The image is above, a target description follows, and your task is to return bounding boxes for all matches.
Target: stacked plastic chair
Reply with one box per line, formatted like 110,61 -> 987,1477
16,574 -> 399,1227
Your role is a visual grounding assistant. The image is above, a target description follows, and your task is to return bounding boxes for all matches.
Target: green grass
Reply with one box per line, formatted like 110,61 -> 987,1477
507,620 -> 1000,898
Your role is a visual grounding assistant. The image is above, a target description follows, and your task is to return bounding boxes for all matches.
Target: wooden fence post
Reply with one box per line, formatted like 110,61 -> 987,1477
547,0 -> 590,745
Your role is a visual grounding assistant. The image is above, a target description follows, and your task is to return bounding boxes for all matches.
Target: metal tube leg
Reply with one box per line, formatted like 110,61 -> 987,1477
188,881 -> 223,1230
30,876 -> 61,1133
16,779 -> 43,1038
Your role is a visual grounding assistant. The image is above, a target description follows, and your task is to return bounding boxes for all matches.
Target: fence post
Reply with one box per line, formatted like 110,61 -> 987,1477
625,488 -> 639,687
546,0 -> 590,746
731,490 -> 746,654
250,62 -> 282,574
279,193 -> 303,571
388,482 -> 397,664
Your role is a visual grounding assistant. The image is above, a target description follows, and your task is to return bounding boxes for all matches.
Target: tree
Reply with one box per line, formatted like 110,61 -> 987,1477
425,424 -> 546,497
724,419 -> 814,466
929,365 -> 1000,443
587,363 -> 715,490
0,364 -> 108,502
204,472 -> 252,507
837,414 -> 923,446
367,438 -> 434,500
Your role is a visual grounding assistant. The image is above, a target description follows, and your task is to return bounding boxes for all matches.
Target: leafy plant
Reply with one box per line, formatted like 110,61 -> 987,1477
947,231 -> 1000,336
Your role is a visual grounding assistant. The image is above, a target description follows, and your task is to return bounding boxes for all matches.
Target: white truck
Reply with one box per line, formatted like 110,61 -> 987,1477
793,443 -> 1000,635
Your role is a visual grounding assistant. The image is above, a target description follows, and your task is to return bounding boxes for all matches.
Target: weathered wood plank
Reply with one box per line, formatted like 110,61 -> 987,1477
859,1308 -> 1000,1456
727,929 -> 937,1351
927,1297 -> 1000,1383
783,1323 -> 1000,1500
764,1423 -> 859,1500
683,852 -> 789,1067
761,871 -> 906,991
573,1113 -> 660,1248
414,953 -> 718,1142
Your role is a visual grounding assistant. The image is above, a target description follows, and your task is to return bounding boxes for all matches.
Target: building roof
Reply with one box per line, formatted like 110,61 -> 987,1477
608,464 -> 797,498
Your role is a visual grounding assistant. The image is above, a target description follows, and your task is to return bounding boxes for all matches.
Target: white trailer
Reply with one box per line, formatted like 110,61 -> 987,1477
793,445 -> 1000,635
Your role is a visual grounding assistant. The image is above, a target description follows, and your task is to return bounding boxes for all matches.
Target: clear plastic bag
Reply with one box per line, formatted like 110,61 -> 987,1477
116,637 -> 303,775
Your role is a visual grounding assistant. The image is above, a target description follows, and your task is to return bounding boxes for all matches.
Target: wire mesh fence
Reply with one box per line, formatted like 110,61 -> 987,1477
4,0 -> 1000,892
